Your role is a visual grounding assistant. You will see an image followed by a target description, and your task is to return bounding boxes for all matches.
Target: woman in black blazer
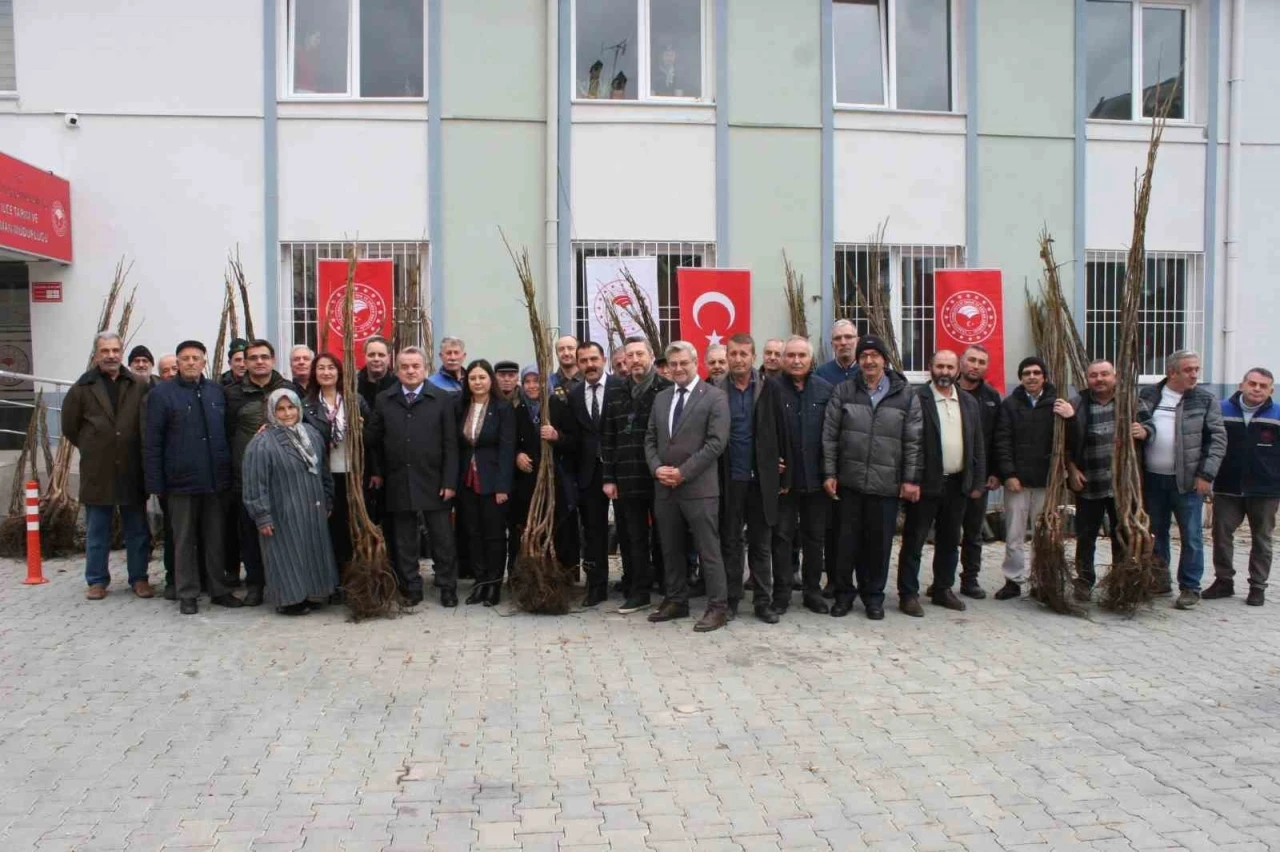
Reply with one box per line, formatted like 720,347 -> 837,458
457,359 -> 516,605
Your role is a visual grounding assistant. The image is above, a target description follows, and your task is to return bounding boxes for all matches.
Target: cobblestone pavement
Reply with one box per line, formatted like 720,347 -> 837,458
2,533 -> 1279,852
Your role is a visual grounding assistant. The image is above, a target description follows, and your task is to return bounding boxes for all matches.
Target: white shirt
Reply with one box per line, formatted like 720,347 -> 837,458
669,375 -> 700,435
1146,386 -> 1183,475
586,381 -> 604,419
402,382 -> 425,399
932,386 -> 964,475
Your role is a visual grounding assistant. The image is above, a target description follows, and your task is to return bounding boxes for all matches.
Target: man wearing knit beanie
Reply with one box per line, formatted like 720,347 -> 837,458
128,345 -> 155,377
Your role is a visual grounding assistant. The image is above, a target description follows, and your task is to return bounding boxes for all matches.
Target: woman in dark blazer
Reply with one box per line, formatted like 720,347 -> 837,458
457,359 -> 516,605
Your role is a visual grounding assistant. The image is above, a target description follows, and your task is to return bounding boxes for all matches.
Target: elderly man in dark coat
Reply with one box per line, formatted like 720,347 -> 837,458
63,331 -> 153,600
365,346 -> 461,608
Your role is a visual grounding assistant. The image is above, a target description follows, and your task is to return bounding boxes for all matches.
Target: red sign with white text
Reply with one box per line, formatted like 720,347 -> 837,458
934,268 -> 1006,394
0,153 -> 73,263
31,282 -> 63,303
677,268 -> 752,379
317,259 -> 394,369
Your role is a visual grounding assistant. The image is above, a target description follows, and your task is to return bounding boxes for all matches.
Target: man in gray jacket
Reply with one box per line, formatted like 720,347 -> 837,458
822,336 -> 923,620
1135,349 -> 1227,610
645,341 -> 731,632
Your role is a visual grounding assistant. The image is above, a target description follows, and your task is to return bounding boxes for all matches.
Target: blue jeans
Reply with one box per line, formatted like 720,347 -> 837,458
1143,472 -> 1204,590
84,504 -> 151,588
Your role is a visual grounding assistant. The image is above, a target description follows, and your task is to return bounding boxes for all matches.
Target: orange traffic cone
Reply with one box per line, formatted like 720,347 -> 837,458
23,481 -> 47,585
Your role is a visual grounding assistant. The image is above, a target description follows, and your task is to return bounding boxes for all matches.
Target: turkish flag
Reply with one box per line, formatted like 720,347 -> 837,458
677,268 -> 751,378
934,268 -> 1006,394
317,258 -> 394,369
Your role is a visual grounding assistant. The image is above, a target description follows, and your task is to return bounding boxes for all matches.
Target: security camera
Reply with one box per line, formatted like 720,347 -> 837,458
63,113 -> 80,128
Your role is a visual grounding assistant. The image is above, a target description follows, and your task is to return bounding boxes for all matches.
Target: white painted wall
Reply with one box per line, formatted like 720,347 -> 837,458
277,118 -> 429,241
570,122 -> 716,241
1085,137 -> 1206,252
833,127 -> 966,246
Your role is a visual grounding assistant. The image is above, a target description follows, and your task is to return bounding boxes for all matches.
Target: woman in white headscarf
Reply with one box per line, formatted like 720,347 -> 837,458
242,388 -> 339,615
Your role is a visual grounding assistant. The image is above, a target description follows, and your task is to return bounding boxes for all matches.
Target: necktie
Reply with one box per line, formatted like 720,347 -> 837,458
405,390 -> 417,404
590,384 -> 600,424
672,387 -> 688,433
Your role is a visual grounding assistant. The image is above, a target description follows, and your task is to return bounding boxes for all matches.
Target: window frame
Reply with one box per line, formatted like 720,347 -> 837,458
0,0 -> 16,95
832,0 -> 958,114
284,0 -> 428,102
833,242 -> 966,379
1086,0 -> 1193,124
570,0 -> 714,105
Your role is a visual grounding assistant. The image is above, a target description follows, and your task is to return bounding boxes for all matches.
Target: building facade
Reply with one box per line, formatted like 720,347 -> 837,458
0,0 -> 1276,397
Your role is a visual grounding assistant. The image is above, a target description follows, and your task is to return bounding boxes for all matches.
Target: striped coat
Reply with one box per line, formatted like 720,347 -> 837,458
241,425 -> 338,606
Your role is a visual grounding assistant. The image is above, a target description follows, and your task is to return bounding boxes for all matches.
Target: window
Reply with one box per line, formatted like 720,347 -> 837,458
1085,250 -> 1204,380
1086,1 -> 1187,121
574,0 -> 706,101
283,241 -> 429,351
573,240 -> 716,345
0,0 -> 15,92
288,0 -> 425,98
833,243 -> 964,373
834,0 -> 952,112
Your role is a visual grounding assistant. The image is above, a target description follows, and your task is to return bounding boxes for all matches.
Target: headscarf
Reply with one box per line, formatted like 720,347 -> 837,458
520,364 -> 541,422
267,388 -> 320,475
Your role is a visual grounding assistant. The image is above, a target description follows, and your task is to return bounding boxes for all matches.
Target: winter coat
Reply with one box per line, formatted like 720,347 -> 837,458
774,372 -> 833,494
143,376 -> 231,496
357,369 -> 396,410
1215,393 -> 1280,498
960,379 -> 1001,478
512,394 -> 574,519
61,367 -> 150,506
1136,379 -> 1227,493
456,398 -> 516,496
364,383 -> 459,512
224,371 -> 299,492
710,372 -> 792,525
916,384 -> 985,497
602,372 -> 674,500
821,369 -> 923,497
993,384 -> 1060,488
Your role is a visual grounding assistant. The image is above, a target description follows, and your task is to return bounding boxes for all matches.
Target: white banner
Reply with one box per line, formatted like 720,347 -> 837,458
584,256 -> 660,358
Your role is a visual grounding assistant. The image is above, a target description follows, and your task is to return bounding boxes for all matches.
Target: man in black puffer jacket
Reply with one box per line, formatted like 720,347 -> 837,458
821,336 -> 923,620
991,356 -> 1075,600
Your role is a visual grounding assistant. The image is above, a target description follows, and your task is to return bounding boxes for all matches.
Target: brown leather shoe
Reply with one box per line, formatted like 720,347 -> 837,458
646,600 -> 690,622
85,584 -> 107,600
899,596 -> 924,617
131,580 -> 156,599
930,589 -> 967,611
693,606 -> 728,632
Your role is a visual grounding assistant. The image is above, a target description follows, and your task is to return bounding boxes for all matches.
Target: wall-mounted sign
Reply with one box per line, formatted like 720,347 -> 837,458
31,282 -> 63,303
0,153 -> 73,264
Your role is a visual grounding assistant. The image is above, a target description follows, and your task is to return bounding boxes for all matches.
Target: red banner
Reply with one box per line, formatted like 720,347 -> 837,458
934,268 -> 1006,394
317,259 -> 394,369
0,152 -> 73,264
676,268 -> 752,378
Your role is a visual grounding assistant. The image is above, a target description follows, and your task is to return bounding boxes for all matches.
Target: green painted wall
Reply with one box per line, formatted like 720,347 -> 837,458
976,0 -> 1074,139
439,0 -> 547,363
729,127 -> 822,343
726,0 -> 822,128
440,0 -> 546,120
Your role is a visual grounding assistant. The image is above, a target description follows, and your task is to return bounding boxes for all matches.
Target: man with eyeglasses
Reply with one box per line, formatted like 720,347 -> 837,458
992,356 -> 1075,601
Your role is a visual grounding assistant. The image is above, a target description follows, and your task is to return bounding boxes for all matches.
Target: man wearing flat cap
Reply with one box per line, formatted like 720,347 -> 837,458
494,360 -> 521,403
821,335 -> 922,620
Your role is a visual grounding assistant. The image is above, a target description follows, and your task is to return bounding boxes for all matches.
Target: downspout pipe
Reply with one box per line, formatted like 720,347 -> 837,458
545,0 -> 559,332
1223,0 -> 1245,383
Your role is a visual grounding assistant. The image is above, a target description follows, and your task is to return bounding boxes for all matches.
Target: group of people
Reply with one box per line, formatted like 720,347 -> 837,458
59,317 -> 1279,629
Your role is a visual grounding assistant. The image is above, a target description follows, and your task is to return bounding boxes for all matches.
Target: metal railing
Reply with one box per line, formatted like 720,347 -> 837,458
0,370 -> 71,440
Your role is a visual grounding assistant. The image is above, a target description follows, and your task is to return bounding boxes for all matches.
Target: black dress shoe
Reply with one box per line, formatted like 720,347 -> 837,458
440,588 -> 458,608
243,587 -> 264,607
994,580 -> 1022,600
866,605 -> 885,620
754,603 -> 780,624
403,590 -> 425,607
647,600 -> 691,622
179,598 -> 198,615
581,588 -> 609,608
802,595 -> 830,615
727,598 -> 740,621
960,581 -> 987,599
211,594 -> 244,609
485,583 -> 502,607
822,583 -> 836,599
276,602 -> 310,616
466,585 -> 487,605
830,599 -> 853,617
773,597 -> 790,614
163,585 -> 178,601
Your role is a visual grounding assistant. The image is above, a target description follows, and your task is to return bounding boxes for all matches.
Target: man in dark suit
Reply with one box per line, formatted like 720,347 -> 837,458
645,341 -> 731,632
552,341 -> 624,607
365,346 -> 460,608
897,350 -> 986,615
710,333 -> 791,623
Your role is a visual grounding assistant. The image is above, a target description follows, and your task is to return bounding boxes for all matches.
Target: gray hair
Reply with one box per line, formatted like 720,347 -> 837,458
764,337 -> 785,350
440,337 -> 465,352
830,319 -> 856,338
783,335 -> 813,357
94,331 -> 123,349
705,344 -> 727,362
1244,367 -> 1275,383
1165,349 -> 1200,374
623,335 -> 653,355
289,344 -> 314,358
665,340 -> 698,362
398,346 -> 427,362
